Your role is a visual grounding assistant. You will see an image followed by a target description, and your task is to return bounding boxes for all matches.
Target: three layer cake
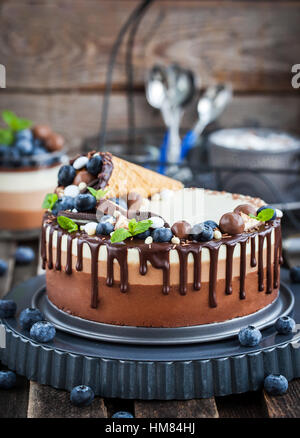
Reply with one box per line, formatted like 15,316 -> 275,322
41,151 -> 282,328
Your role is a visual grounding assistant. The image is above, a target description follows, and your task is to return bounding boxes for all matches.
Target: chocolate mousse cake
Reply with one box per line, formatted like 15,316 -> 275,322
0,111 -> 65,235
41,151 -> 283,328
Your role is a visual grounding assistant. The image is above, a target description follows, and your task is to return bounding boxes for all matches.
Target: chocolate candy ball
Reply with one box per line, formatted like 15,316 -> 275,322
73,170 -> 95,186
45,133 -> 64,152
171,220 -> 192,239
33,125 -> 52,140
234,204 -> 257,217
219,212 -> 245,235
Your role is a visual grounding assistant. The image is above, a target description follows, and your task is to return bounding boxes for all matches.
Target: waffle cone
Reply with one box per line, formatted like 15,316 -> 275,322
106,156 -> 183,198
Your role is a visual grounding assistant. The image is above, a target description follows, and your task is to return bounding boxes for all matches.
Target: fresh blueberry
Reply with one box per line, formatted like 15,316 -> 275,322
19,308 -> 44,331
0,260 -> 8,277
257,205 -> 276,220
99,215 -> 115,224
0,145 -> 9,157
16,129 -> 33,141
264,374 -> 288,396
112,411 -> 134,418
52,196 -> 75,215
275,316 -> 296,335
190,223 -> 213,242
135,230 -> 151,239
290,266 -> 300,283
238,325 -> 262,347
33,145 -> 47,155
70,385 -> 94,407
58,165 -> 76,187
96,222 -> 114,236
204,220 -> 218,230
15,138 -> 34,156
86,155 -> 103,176
152,227 -> 173,243
110,198 -> 127,210
198,224 -> 213,242
5,147 -> 21,166
15,246 -> 35,265
30,321 -> 56,343
0,371 -> 17,389
0,300 -> 17,318
190,223 -> 205,240
74,194 -> 97,212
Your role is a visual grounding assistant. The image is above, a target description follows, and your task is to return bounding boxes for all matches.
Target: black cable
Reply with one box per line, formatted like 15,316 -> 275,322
99,0 -> 153,150
125,0 -> 154,152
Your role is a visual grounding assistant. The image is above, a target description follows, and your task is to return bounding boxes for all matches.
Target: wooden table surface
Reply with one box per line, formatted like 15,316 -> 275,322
0,238 -> 299,419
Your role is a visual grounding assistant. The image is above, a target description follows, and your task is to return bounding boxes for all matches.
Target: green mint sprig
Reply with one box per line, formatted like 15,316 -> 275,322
42,193 -> 58,211
0,110 -> 33,146
57,216 -> 78,233
111,218 -> 153,243
87,186 -> 109,201
249,208 -> 275,222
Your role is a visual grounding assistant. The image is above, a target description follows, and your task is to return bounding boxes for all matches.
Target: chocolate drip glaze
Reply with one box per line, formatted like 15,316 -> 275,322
106,244 -> 128,293
209,247 -> 219,307
86,241 -> 101,308
266,232 -> 272,294
41,215 -> 282,310
138,246 -> 170,295
250,237 -> 256,268
239,241 -> 247,300
225,245 -> 234,295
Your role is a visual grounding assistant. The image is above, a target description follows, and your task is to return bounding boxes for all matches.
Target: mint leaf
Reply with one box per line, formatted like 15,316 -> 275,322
57,216 -> 78,233
2,110 -> 32,131
249,208 -> 275,222
87,186 -> 109,201
42,193 -> 58,211
110,228 -> 131,243
0,128 -> 14,145
256,208 -> 275,222
131,219 -> 153,236
128,218 -> 137,234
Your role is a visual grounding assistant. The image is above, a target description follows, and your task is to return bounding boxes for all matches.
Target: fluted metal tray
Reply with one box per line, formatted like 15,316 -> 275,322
31,283 -> 294,345
0,270 -> 299,399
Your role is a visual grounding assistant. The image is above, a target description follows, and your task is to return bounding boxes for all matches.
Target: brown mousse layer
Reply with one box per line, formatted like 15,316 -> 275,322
42,215 -> 282,327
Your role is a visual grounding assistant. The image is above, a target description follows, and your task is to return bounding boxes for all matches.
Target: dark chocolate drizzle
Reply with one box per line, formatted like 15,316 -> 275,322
41,215 -> 282,310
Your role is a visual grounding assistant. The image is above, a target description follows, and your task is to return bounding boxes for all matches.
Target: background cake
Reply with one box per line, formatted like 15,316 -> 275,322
0,112 -> 65,234
41,151 -> 282,328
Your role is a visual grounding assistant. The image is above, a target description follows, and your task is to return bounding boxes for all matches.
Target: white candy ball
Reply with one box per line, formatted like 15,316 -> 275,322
64,185 -> 80,198
214,230 -> 222,240
149,216 -> 164,229
73,156 -> 89,170
78,182 -> 87,191
276,209 -> 283,218
145,236 -> 153,244
171,236 -> 180,245
84,222 -> 98,236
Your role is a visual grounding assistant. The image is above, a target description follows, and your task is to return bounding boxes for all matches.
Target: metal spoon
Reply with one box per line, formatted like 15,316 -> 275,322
181,83 -> 232,160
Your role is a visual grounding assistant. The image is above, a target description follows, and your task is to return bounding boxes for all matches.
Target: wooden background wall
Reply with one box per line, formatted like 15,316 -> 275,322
0,0 -> 299,155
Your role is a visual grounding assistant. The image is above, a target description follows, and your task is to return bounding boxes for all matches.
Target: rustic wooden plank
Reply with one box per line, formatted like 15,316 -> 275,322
134,398 -> 219,418
0,241 -> 16,298
0,370 -> 29,418
27,381 -> 108,418
0,1 -> 299,92
263,378 -> 300,418
11,240 -> 39,289
0,93 -> 299,156
215,391 -> 267,418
